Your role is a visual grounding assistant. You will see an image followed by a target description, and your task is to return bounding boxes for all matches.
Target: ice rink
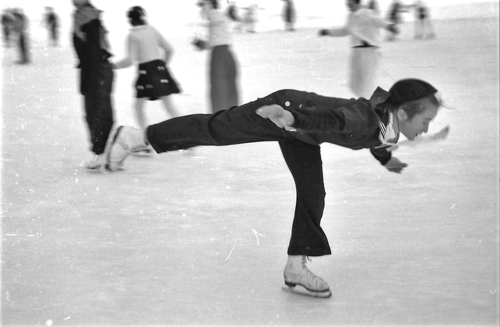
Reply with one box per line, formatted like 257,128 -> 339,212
1,2 -> 499,326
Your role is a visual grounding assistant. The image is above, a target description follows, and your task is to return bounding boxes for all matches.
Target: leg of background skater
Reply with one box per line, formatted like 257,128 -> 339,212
87,61 -> 114,171
414,18 -> 423,39
134,98 -> 148,130
130,97 -> 154,154
349,48 -> 379,99
159,95 -> 194,154
159,95 -> 180,118
225,48 -> 239,110
424,17 -> 436,38
209,47 -> 225,112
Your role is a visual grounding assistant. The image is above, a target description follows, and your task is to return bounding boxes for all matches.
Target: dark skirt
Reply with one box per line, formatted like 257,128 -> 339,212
135,59 -> 181,100
209,45 -> 239,112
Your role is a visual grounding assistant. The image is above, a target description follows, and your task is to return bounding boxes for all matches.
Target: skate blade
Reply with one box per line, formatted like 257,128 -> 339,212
281,285 -> 332,298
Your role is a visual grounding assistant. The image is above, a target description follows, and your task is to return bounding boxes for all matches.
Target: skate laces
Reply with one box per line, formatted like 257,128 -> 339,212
299,256 -> 328,290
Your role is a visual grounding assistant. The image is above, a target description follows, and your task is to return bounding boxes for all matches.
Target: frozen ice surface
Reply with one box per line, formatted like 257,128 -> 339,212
1,12 -> 499,327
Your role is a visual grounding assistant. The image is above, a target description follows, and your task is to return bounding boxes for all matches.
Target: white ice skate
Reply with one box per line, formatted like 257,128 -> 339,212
282,255 -> 332,298
84,154 -> 110,173
106,126 -> 146,171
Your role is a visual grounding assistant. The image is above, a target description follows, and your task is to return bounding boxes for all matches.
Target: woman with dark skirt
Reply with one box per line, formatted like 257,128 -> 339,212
113,6 -> 181,139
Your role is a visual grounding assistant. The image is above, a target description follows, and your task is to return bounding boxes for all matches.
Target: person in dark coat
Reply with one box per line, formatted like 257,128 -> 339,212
105,78 -> 447,297
72,0 -> 114,171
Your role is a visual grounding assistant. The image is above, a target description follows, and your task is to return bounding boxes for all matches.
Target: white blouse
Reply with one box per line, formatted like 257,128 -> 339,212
330,8 -> 389,47
205,7 -> 232,48
114,25 -> 173,69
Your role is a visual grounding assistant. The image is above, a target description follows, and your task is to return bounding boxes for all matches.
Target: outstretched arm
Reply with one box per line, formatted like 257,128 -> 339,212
319,26 -> 350,37
113,34 -> 134,69
383,156 -> 408,173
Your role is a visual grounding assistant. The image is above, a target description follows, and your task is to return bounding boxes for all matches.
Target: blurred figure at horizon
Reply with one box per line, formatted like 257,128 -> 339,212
1,8 -> 15,47
386,0 -> 407,41
44,6 -> 59,46
226,1 -> 243,33
11,8 -> 30,64
242,3 -> 258,33
319,0 -> 397,98
282,0 -> 296,31
410,0 -> 436,39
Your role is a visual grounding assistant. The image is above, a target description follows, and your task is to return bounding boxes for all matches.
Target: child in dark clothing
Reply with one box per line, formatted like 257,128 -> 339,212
106,79 -> 447,297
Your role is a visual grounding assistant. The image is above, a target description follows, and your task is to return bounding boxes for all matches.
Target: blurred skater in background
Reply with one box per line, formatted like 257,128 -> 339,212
1,8 -> 15,47
105,78 -> 446,298
282,0 -> 296,31
226,1 -> 242,33
319,0 -> 397,98
43,6 -> 59,47
410,0 -> 436,39
112,6 -> 181,147
241,3 -> 259,33
11,8 -> 30,64
72,0 -> 114,171
386,0 -> 407,41
199,0 -> 240,113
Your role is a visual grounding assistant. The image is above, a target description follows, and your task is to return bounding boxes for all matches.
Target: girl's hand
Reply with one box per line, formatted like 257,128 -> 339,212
256,105 -> 295,130
384,157 -> 408,173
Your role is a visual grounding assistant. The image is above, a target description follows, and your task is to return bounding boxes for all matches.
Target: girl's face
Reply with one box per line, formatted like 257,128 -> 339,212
398,99 -> 440,140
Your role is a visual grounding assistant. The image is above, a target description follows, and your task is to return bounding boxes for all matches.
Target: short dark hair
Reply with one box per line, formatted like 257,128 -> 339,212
128,6 -> 146,26
399,94 -> 441,119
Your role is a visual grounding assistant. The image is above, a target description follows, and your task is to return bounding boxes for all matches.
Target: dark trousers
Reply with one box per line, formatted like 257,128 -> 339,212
83,60 -> 114,155
209,45 -> 239,113
147,90 -> 331,256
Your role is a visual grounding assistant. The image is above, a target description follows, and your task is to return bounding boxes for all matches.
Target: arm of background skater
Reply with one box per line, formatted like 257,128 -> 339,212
156,27 -> 174,65
318,26 -> 349,37
112,33 -> 135,69
367,11 -> 399,34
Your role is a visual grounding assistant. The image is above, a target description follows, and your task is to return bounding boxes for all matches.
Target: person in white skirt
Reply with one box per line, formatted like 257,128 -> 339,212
319,0 -> 397,99
112,6 -> 181,134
